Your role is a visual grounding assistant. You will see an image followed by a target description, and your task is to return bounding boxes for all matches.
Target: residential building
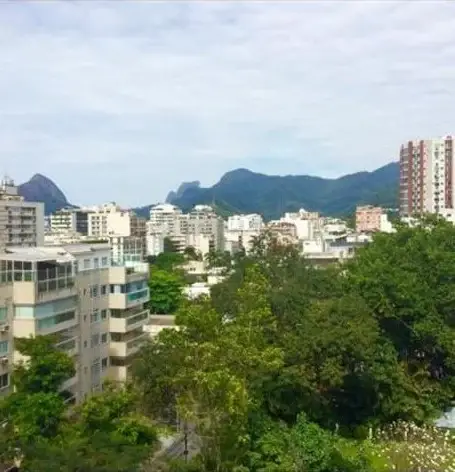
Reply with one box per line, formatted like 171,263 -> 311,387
149,203 -> 182,233
146,204 -> 224,256
227,214 -> 263,231
355,205 -> 384,232
109,235 -> 146,266
0,243 -> 149,401
399,136 -> 455,217
0,177 -> 44,250
87,203 -> 146,238
49,208 -> 91,235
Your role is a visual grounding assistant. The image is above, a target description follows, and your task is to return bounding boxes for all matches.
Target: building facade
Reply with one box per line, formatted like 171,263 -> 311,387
0,243 -> 149,402
399,136 -> 455,216
227,214 -> 264,231
355,205 -> 384,232
87,203 -> 146,238
0,177 -> 44,250
50,208 -> 90,235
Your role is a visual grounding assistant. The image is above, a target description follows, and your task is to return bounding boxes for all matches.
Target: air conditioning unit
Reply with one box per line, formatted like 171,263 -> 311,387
0,325 -> 9,333
0,356 -> 8,363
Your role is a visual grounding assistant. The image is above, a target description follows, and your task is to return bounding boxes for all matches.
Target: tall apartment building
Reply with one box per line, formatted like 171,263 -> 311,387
146,204 -> 224,256
399,136 -> 455,216
0,243 -> 149,402
227,214 -> 264,231
49,208 -> 90,235
87,203 -> 146,238
0,177 -> 44,250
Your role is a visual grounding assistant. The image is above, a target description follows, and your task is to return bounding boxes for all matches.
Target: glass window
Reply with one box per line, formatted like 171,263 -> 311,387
0,341 -> 8,354
90,285 -> 99,298
101,257 -> 108,267
91,334 -> 100,348
37,311 -> 75,330
83,259 -> 90,269
101,309 -> 108,320
0,373 -> 8,389
94,258 -> 99,269
101,357 -> 108,370
90,310 -> 100,324
0,307 -> 7,321
101,333 -> 108,344
101,285 -> 107,295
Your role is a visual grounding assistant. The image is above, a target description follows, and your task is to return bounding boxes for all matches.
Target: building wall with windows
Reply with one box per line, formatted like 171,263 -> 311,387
0,177 -> 44,250
0,243 -> 150,403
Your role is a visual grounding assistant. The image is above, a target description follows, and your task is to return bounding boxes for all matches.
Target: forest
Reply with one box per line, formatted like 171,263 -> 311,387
2,217 -> 455,471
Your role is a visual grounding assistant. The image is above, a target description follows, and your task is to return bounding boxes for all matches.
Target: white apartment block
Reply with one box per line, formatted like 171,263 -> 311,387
0,177 -> 44,250
49,208 -> 90,235
399,135 -> 455,216
109,235 -> 146,267
0,243 -> 149,402
227,214 -> 264,231
87,203 -> 146,238
146,204 -> 224,256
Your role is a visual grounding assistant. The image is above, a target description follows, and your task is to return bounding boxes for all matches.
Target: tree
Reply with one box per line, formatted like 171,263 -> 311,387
149,268 -> 184,314
183,246 -> 202,261
205,249 -> 232,271
134,266 -> 283,471
0,336 -> 158,471
346,216 -> 455,423
149,252 -> 185,272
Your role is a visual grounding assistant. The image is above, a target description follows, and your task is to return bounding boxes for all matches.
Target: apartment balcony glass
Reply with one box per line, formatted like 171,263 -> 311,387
0,259 -> 75,291
110,305 -> 149,332
110,329 -> 148,357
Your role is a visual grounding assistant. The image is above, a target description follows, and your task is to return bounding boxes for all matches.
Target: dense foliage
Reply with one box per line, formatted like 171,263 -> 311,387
134,219 -> 455,471
169,163 -> 398,220
0,336 -> 158,471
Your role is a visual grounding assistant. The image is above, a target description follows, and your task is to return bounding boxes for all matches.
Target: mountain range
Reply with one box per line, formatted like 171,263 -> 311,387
166,162 -> 399,220
17,162 -> 399,220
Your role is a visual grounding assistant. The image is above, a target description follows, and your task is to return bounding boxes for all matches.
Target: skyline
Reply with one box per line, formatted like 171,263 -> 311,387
2,1 -> 455,206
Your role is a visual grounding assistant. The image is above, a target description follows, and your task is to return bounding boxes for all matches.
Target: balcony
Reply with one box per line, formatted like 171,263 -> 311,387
109,287 -> 149,309
109,264 -> 148,285
109,331 -> 148,357
55,335 -> 79,357
60,372 -> 79,392
109,307 -> 149,333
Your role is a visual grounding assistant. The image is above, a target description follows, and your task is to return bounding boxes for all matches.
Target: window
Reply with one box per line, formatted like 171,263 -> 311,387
0,307 -> 7,322
101,257 -> 108,267
101,357 -> 108,371
91,333 -> 100,348
101,309 -> 108,320
84,340 -> 88,348
0,341 -> 8,354
101,333 -> 108,344
90,285 -> 99,298
94,258 -> 99,269
101,285 -> 107,296
0,373 -> 8,389
83,259 -> 90,270
90,310 -> 100,324
37,311 -> 75,330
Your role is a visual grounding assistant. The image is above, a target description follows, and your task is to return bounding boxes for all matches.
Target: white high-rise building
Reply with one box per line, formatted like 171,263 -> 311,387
146,204 -> 224,256
87,203 -> 146,238
50,208 -> 91,235
227,214 -> 264,231
0,177 -> 44,249
400,136 -> 455,217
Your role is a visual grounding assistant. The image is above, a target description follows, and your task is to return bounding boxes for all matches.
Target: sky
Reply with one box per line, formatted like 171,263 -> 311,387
1,1 -> 455,207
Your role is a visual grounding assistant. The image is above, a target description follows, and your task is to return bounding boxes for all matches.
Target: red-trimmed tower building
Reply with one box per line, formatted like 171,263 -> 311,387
399,136 -> 454,217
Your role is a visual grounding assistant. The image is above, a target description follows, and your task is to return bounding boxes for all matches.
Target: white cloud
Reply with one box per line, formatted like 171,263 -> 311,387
1,1 -> 455,205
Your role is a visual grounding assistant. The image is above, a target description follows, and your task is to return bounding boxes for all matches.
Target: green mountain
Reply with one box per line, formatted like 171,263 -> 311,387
167,162 -> 399,220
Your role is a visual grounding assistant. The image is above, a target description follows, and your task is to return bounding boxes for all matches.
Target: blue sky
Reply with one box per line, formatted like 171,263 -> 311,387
1,1 -> 455,206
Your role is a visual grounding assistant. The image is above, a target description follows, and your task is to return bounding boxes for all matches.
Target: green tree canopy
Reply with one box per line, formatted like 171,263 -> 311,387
149,268 -> 184,314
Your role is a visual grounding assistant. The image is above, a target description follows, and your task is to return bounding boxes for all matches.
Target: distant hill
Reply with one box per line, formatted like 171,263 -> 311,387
18,174 -> 72,215
165,181 -> 200,204
167,162 -> 399,220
